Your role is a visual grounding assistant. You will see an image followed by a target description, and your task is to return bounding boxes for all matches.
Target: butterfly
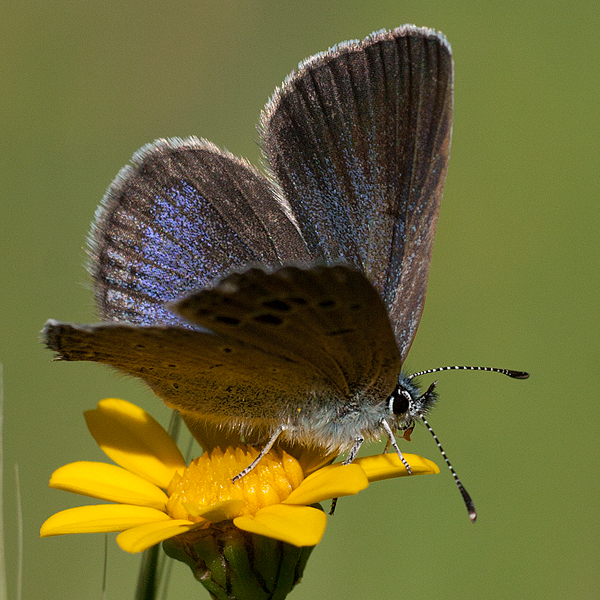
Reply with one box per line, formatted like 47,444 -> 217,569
42,25 -> 528,520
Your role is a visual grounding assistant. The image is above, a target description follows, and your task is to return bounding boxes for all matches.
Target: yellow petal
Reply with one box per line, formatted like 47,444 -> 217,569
40,504 -> 172,536
354,453 -> 440,482
117,519 -> 201,553
234,504 -> 326,547
85,398 -> 186,488
283,463 -> 369,505
49,461 -> 168,510
184,499 -> 246,522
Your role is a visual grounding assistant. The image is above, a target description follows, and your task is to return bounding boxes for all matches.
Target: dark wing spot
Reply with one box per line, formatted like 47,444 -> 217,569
252,314 -> 283,325
318,300 -> 336,308
326,328 -> 355,336
262,299 -> 292,312
214,315 -> 241,326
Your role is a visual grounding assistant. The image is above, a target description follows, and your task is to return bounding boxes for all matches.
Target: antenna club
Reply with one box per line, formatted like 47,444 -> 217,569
460,488 -> 477,522
507,370 -> 530,379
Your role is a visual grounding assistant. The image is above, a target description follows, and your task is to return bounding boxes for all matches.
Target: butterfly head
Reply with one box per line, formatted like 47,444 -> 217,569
387,376 -> 438,432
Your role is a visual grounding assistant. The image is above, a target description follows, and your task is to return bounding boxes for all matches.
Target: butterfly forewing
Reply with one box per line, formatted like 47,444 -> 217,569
90,137 -> 309,325
260,26 -> 453,360
173,265 -> 401,399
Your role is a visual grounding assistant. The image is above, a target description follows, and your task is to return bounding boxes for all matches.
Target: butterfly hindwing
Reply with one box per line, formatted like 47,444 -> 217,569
43,317 -> 340,425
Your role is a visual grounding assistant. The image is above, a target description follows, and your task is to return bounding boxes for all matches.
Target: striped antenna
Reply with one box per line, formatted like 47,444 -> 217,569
419,412 -> 477,522
408,365 -> 529,380
407,366 -> 528,521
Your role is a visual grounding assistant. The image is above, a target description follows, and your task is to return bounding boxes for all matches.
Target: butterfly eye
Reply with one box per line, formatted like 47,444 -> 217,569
389,388 -> 411,416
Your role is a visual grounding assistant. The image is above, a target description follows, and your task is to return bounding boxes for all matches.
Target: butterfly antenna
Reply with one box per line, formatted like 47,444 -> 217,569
408,365 -> 529,380
419,413 -> 477,522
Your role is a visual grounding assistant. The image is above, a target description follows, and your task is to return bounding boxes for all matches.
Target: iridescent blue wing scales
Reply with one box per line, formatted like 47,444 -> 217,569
90,137 -> 310,325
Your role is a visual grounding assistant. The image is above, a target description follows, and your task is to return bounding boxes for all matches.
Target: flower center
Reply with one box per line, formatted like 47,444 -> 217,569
166,445 -> 304,522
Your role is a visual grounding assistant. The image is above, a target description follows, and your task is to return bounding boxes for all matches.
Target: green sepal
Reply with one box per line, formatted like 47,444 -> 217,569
163,520 -> 317,600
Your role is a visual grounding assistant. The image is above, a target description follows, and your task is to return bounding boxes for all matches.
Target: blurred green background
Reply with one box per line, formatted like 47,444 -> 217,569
1,1 -> 598,599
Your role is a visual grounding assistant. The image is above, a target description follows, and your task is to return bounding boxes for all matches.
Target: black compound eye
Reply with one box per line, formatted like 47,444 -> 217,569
392,390 -> 410,415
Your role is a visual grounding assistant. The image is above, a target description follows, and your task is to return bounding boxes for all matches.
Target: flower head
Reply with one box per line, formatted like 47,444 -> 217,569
41,398 -> 439,552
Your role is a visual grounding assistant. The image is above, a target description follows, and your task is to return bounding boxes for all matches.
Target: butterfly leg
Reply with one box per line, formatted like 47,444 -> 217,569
329,436 -> 365,516
329,497 -> 339,515
343,436 -> 365,465
232,425 -> 288,483
380,419 -> 412,474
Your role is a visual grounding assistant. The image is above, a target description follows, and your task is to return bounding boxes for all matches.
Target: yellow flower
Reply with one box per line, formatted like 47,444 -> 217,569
41,399 -> 439,552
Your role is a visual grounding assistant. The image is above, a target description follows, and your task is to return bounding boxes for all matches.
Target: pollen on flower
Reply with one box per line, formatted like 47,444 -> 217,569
166,445 -> 304,522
